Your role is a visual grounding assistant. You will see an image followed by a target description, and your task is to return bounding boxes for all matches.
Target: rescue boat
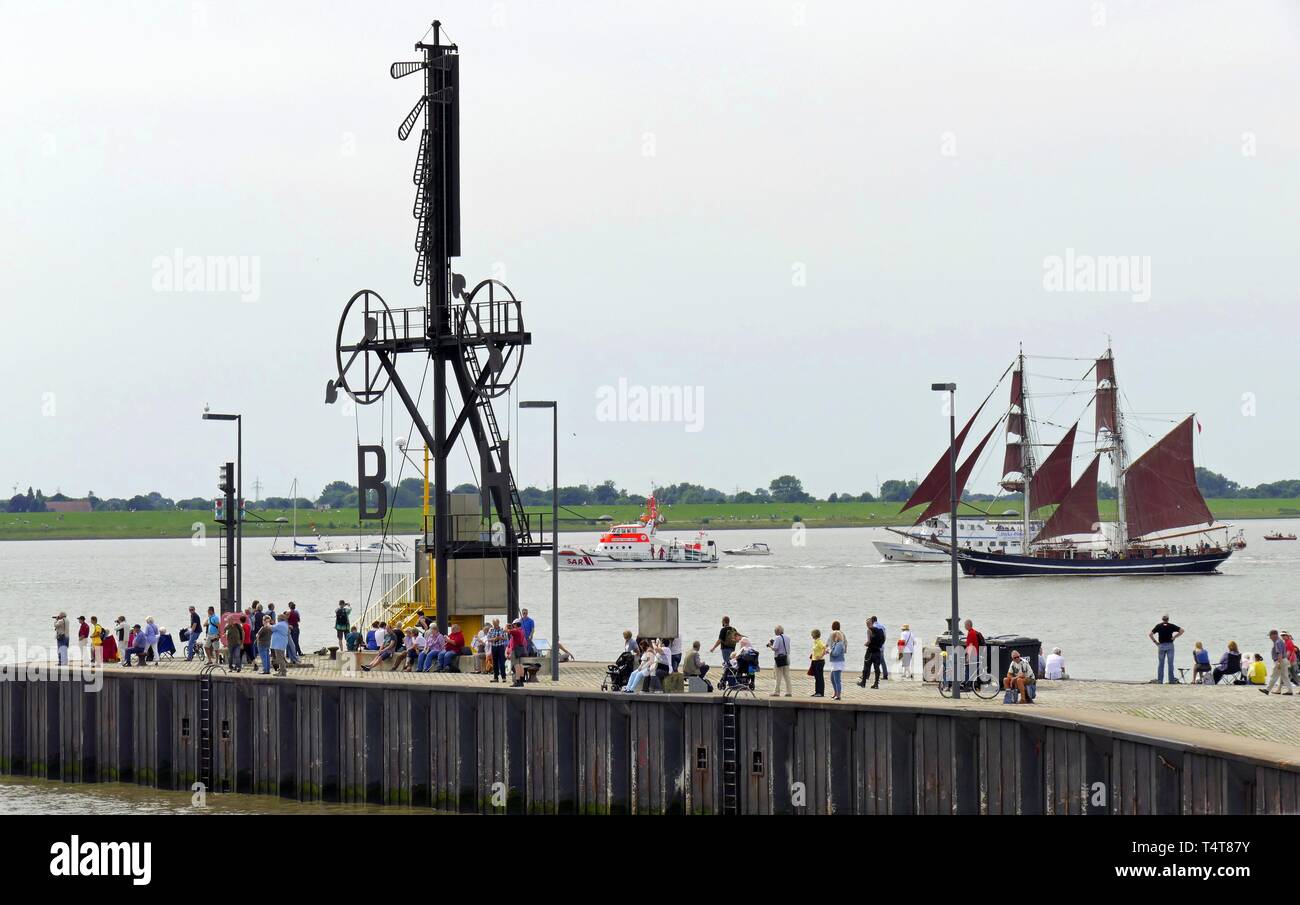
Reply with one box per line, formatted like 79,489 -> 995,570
540,494 -> 719,571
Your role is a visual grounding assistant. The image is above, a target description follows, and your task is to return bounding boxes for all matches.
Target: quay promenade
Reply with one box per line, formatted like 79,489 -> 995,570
4,655 -> 1297,814
26,654 -> 1300,755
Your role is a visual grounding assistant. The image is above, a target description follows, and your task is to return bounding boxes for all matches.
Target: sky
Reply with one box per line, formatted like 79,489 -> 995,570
2,0 -> 1298,502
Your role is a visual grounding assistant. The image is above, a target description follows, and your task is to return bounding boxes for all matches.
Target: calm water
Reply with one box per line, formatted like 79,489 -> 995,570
2,522 -> 1297,812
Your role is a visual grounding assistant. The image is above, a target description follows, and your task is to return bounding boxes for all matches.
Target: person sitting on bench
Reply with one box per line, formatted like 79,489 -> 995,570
1003,650 -> 1036,704
1212,641 -> 1242,685
682,640 -> 712,690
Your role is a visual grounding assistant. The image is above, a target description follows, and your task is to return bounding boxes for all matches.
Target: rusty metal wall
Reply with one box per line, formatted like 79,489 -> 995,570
2,673 -> 1298,815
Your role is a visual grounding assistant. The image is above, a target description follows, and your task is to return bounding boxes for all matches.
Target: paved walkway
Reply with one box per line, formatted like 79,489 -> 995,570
95,653 -> 1300,753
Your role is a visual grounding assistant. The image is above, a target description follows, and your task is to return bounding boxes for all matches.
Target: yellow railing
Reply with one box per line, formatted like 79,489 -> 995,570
358,574 -> 429,634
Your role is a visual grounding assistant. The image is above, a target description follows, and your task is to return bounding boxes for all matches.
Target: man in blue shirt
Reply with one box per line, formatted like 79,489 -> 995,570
270,615 -> 292,677
1263,629 -> 1295,696
520,609 -> 536,651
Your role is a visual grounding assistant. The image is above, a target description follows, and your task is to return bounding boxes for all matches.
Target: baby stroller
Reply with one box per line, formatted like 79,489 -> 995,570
602,651 -> 637,692
719,649 -> 760,691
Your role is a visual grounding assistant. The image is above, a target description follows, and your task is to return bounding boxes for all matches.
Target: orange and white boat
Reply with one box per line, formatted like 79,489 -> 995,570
541,495 -> 719,571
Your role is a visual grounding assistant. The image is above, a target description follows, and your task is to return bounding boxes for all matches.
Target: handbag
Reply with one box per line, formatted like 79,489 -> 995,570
806,663 -> 815,677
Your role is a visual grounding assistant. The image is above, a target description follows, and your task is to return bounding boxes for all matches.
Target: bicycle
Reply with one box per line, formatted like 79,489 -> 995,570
937,650 -> 999,699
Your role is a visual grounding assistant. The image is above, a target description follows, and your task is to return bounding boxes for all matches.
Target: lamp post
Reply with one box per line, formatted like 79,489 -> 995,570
520,400 -> 558,681
931,383 -> 959,698
203,409 -> 242,612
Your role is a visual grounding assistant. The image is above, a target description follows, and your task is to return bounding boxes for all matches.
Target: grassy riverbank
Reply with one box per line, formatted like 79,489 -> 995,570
2,498 -> 1298,541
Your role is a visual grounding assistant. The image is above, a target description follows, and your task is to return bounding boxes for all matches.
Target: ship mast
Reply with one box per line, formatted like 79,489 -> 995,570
1096,343 -> 1127,549
1019,347 -> 1034,546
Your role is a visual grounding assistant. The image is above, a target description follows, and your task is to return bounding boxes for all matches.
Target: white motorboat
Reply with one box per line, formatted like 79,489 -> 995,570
541,494 -> 719,571
873,516 -> 1043,563
723,542 -> 771,556
316,539 -> 411,564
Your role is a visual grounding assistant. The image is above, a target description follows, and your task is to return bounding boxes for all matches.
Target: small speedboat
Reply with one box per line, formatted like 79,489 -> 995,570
1264,532 -> 1297,541
316,539 -> 411,564
724,542 -> 772,556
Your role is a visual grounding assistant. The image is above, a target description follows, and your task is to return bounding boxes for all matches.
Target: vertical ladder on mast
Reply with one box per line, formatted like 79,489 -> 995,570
460,346 -> 532,543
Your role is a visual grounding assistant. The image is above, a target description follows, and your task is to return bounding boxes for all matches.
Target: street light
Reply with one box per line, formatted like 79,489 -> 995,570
203,409 -> 242,613
931,383 -> 960,698
520,400 -> 559,681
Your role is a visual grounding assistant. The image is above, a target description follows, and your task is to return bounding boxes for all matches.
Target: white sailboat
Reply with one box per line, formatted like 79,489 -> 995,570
270,479 -> 324,561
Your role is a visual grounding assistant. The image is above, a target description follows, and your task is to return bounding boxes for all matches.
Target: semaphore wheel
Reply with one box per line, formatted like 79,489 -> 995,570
331,289 -> 396,406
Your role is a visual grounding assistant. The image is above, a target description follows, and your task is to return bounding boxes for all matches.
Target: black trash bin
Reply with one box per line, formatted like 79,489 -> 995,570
984,635 -> 1042,680
935,633 -> 1041,681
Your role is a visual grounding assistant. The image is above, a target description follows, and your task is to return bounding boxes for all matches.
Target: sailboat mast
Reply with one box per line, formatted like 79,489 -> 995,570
1112,359 -> 1127,550
1020,348 -> 1031,546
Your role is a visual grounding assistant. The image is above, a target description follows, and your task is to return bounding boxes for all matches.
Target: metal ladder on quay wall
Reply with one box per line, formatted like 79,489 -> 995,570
721,685 -> 754,815
199,663 -> 218,792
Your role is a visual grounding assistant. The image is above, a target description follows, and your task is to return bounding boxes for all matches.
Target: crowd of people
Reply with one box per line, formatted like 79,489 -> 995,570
348,607 -> 570,688
50,600 -> 311,676
50,601 -> 1297,702
1151,614 -> 1296,693
612,615 -> 927,701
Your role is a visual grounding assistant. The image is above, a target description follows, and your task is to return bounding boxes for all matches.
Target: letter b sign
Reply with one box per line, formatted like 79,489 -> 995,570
358,445 -> 388,520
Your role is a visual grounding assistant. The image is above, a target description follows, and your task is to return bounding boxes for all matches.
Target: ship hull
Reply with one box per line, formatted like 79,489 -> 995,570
959,549 -> 1231,577
872,540 -> 950,563
542,550 -> 718,571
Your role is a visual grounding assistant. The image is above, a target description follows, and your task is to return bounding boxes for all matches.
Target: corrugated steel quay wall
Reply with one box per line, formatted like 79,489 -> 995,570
1,673 -> 1295,815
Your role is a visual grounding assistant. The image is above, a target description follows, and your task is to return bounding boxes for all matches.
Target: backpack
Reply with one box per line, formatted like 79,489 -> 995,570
975,631 -> 986,646
723,626 -> 739,647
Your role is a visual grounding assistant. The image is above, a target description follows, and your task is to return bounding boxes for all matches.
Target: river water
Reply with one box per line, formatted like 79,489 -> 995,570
2,522 -> 1297,812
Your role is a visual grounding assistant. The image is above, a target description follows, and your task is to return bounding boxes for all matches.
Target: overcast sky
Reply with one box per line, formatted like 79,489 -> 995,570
2,1 -> 1298,502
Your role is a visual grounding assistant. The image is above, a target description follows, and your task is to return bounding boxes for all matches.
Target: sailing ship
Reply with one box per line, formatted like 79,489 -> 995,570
541,494 -> 720,571
900,346 -> 1232,577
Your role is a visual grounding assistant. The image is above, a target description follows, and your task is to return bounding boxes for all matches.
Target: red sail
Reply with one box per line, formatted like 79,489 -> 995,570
1002,443 -> 1022,476
1124,416 -> 1213,538
1032,455 -> 1100,543
1096,388 -> 1116,433
913,422 -> 1000,525
1095,356 -> 1117,433
1029,422 -> 1077,510
1096,357 -> 1114,385
1009,369 -> 1022,406
900,399 -> 987,512
1007,412 -> 1024,436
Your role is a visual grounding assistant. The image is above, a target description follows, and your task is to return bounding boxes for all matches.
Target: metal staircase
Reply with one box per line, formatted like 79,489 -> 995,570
459,345 -> 531,544
357,574 -> 429,636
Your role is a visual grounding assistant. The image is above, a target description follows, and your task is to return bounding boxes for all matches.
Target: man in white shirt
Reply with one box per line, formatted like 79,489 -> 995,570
1044,647 -> 1066,680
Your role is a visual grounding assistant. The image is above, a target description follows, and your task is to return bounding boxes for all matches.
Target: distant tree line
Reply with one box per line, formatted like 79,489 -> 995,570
5,468 -> 1294,513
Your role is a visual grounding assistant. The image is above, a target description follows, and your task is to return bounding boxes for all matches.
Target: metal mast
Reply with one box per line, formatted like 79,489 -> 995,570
1104,346 -> 1127,550
1018,347 -> 1035,546
327,22 -> 544,633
